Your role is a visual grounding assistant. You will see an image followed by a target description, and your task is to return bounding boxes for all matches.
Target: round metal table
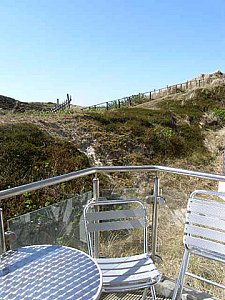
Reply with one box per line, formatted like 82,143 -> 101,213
0,245 -> 102,300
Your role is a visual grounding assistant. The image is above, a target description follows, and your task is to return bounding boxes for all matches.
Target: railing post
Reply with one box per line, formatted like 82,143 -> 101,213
151,176 -> 159,260
93,174 -> 99,201
93,174 -> 99,257
0,208 -> 6,255
222,151 -> 225,175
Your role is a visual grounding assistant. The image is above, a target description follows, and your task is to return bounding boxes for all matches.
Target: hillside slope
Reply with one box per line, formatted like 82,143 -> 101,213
1,82 -> 225,172
0,95 -> 54,112
1,77 -> 225,192
136,77 -> 225,111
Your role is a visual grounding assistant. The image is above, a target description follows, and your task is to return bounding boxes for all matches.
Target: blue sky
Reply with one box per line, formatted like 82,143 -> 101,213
0,0 -> 225,106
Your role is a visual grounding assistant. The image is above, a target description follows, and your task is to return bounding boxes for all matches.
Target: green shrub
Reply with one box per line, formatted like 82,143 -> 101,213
0,123 -> 91,219
159,85 -> 225,119
213,108 -> 225,121
86,107 -> 210,165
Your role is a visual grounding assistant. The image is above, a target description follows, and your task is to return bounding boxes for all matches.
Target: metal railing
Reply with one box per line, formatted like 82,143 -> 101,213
1,165 -> 225,258
0,209 -> 6,254
2,165 -> 225,201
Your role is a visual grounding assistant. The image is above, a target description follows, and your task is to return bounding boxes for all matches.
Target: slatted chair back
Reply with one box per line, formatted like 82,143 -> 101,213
184,192 -> 225,260
84,198 -> 161,300
84,199 -> 148,258
172,190 -> 225,300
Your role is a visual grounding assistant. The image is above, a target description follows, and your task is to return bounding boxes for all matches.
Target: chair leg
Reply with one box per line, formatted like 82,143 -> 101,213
150,286 -> 156,300
141,287 -> 148,300
141,286 -> 156,300
172,249 -> 190,300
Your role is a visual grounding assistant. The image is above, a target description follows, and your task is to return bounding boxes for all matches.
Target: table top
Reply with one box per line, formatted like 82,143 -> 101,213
0,245 -> 102,300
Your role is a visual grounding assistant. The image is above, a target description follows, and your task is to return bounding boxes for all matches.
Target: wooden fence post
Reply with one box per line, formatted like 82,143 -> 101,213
118,100 -> 120,108
129,97 -> 132,106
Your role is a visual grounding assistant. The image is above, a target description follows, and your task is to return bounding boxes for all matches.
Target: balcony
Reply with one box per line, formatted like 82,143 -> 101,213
0,165 -> 224,300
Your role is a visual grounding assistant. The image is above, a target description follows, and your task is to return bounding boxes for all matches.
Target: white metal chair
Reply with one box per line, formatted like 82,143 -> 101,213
84,198 -> 161,300
172,190 -> 225,300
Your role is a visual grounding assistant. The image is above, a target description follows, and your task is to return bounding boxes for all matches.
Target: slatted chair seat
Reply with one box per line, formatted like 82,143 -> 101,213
98,253 -> 160,290
172,190 -> 225,300
84,198 -> 161,300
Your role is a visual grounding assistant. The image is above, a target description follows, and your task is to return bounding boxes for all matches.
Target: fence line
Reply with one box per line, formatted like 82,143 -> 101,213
49,94 -> 72,112
82,73 -> 225,111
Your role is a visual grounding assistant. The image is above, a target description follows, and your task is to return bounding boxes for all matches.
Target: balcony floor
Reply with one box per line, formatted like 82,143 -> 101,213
100,290 -> 171,300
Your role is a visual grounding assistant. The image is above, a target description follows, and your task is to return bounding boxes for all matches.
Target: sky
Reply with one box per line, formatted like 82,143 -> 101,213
0,0 -> 225,107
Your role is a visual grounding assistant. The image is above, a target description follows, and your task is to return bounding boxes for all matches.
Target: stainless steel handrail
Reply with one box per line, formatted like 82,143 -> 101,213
1,164 -> 225,262
1,165 -> 225,201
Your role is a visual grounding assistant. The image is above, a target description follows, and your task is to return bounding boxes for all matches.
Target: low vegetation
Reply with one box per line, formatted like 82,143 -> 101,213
83,107 -> 211,166
158,85 -> 225,118
0,123 -> 91,219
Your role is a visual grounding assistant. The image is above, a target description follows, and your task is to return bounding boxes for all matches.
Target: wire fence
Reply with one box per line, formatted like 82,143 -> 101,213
49,94 -> 72,112
82,73 -> 225,111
